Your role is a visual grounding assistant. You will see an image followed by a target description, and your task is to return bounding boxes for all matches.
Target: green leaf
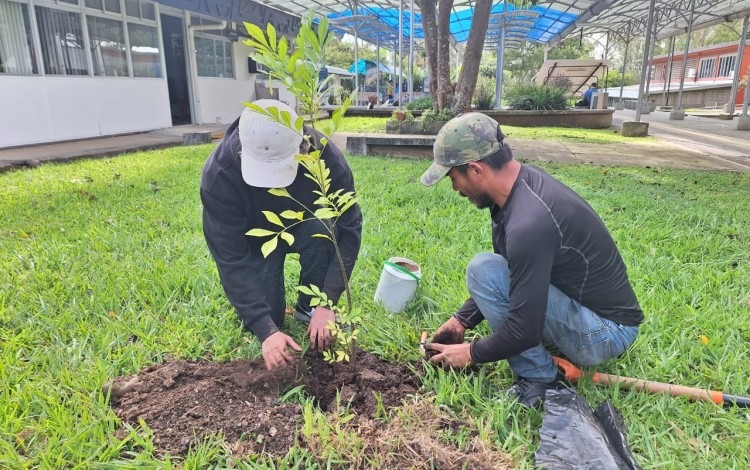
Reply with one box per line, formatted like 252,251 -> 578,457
266,22 -> 277,52
294,116 -> 304,133
338,196 -> 358,214
280,231 -> 294,246
297,286 -> 314,296
244,22 -> 268,45
279,210 -> 301,220
262,211 -> 284,227
314,208 -> 336,220
261,236 -> 278,258
282,110 -> 294,128
278,37 -> 288,59
246,228 -> 276,237
268,188 -> 291,198
311,233 -> 331,241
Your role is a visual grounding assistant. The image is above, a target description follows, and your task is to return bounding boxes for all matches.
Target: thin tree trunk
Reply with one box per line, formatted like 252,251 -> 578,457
437,0 -> 453,111
452,0 -> 492,115
416,0 -> 439,110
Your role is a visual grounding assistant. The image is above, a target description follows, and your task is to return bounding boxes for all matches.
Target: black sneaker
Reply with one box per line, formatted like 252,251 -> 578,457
509,372 -> 570,408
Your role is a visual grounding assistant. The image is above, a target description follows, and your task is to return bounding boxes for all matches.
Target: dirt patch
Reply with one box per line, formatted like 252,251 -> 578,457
351,401 -> 516,469
107,350 -> 419,457
107,350 -> 514,467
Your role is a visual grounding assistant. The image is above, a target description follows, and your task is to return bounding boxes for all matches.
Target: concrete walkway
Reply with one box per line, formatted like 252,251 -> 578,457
1,109 -> 748,173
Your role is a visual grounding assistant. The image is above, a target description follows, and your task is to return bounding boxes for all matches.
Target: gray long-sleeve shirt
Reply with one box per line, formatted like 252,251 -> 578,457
200,118 -> 362,341
455,164 -> 643,364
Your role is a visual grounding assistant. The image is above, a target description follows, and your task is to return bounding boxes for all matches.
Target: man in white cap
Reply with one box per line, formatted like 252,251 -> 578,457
200,99 -> 363,370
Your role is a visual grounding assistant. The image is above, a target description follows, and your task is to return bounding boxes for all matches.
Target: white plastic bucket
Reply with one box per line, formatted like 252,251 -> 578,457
373,256 -> 422,313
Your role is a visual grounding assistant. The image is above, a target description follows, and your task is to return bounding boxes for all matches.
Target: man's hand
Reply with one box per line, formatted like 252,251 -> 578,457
432,316 -> 466,345
262,332 -> 302,370
426,342 -> 475,369
307,306 -> 336,351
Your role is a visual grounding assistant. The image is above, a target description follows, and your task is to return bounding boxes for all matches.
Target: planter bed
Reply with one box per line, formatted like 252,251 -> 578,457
480,108 -> 614,129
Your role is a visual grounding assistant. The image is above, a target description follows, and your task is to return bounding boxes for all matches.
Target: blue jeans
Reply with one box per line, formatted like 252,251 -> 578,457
466,253 -> 639,383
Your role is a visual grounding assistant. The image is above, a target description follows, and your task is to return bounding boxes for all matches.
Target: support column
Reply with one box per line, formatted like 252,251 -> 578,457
735,16 -> 750,130
615,35 -> 633,111
642,19 -> 658,113
409,0 -> 415,104
635,0 -> 656,123
726,16 -> 748,116
663,36 -> 675,108
376,36 -> 381,102
622,0 -> 656,136
354,27 -> 360,106
398,0 -> 404,110
672,0 -> 696,120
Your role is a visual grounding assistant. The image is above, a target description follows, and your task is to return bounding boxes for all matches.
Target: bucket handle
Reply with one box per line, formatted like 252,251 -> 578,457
383,260 -> 421,282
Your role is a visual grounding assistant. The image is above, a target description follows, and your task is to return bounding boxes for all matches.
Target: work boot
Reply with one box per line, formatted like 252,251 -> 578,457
509,371 -> 571,409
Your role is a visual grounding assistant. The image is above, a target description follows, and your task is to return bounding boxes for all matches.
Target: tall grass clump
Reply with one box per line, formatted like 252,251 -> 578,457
406,96 -> 433,110
473,76 -> 496,110
505,83 -> 570,110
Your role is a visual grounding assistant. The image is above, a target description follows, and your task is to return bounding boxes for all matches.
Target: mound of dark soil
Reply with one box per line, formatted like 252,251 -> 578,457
107,350 -> 420,458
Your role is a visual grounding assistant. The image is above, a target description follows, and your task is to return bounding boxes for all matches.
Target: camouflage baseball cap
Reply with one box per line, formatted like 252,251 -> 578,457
420,113 -> 504,186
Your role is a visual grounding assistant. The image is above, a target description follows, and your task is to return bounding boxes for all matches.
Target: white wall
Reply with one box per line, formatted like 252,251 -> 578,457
0,76 -> 171,148
192,39 -> 296,125
194,76 -> 255,125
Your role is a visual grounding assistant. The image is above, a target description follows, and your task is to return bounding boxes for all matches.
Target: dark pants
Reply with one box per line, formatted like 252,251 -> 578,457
249,218 -> 336,327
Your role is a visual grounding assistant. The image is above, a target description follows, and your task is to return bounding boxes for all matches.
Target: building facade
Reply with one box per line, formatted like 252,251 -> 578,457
648,41 -> 749,109
0,0 -> 305,148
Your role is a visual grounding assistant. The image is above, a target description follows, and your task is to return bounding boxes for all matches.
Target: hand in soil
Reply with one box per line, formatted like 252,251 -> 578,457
307,306 -> 335,351
426,342 -> 475,369
262,331 -> 302,370
431,316 -> 466,345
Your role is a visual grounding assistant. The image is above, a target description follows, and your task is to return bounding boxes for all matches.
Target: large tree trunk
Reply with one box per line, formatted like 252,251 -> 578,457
452,0 -> 492,115
416,0 -> 439,110
437,0 -> 453,111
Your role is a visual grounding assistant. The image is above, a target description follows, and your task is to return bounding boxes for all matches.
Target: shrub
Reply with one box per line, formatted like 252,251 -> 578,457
473,76 -> 496,110
406,96 -> 433,110
505,84 -> 569,110
420,108 -> 454,132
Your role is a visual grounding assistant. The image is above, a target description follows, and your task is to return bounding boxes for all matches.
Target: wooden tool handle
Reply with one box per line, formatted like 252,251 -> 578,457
593,373 -> 725,405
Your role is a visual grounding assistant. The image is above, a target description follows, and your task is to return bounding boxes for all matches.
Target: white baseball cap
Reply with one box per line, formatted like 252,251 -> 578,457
239,99 -> 303,188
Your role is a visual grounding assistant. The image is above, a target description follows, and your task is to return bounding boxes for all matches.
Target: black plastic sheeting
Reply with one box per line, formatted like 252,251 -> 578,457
535,389 -> 641,470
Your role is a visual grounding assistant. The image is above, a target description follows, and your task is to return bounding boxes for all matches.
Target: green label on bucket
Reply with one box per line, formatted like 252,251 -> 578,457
383,260 -> 421,282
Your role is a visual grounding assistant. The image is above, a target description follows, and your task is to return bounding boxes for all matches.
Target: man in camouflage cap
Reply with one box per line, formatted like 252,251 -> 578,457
421,113 -> 644,408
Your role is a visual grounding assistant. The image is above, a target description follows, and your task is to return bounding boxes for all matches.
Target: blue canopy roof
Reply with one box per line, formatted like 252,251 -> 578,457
324,2 -> 579,48
347,59 -> 395,75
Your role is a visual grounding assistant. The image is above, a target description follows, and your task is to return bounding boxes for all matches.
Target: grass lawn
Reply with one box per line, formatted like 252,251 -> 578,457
1,146 -> 749,468
320,116 -> 656,144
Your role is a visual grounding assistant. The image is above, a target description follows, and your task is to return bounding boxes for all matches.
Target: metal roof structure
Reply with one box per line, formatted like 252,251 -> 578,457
262,0 -> 619,49
259,0 -> 750,54
558,0 -> 750,45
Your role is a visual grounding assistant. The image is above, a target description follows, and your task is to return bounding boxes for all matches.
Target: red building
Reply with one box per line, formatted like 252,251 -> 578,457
649,41 -> 749,109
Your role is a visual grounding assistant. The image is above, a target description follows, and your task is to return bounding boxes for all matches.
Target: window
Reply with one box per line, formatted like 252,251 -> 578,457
128,22 -> 159,77
85,0 -> 120,14
195,35 -> 233,78
697,57 -> 716,79
716,56 -> 735,78
0,0 -> 38,74
124,0 -> 154,20
87,15 -> 127,76
36,5 -> 88,75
